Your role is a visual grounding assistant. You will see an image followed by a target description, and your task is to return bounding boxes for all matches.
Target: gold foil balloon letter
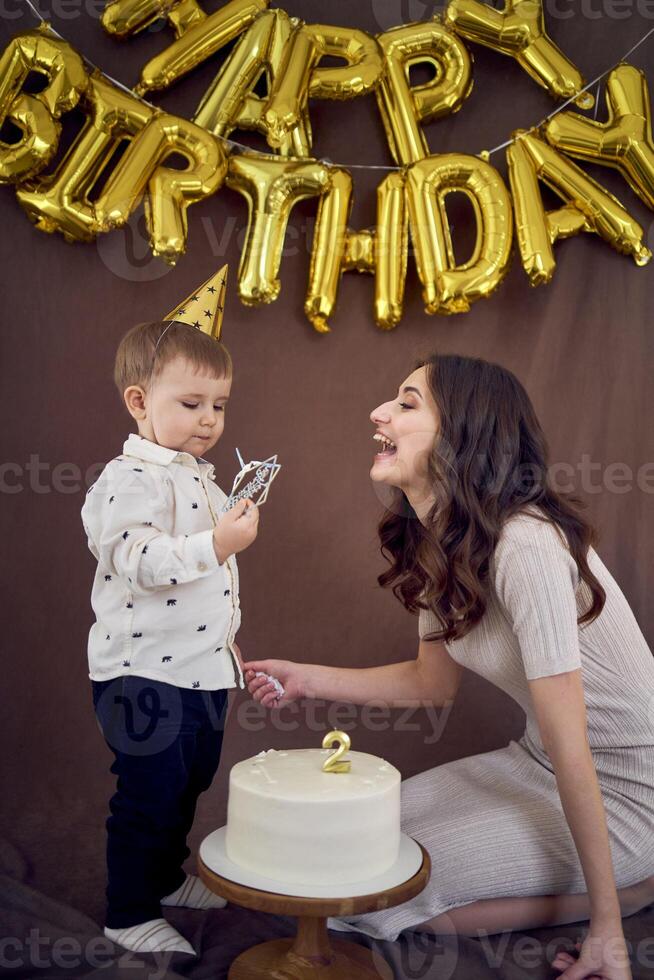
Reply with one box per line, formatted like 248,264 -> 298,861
0,28 -> 88,183
305,169 -> 408,332
376,17 -> 473,165
16,73 -> 152,241
545,64 -> 654,211
129,0 -> 269,95
406,153 -> 513,314
507,129 -> 651,285
263,22 -> 383,150
101,0 -> 202,37
444,0 -> 592,106
226,152 -> 331,304
193,8 -> 311,157
95,113 -> 227,264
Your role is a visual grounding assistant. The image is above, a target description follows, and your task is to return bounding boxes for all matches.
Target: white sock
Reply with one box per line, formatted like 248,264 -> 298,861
104,918 -> 196,955
161,872 -> 227,910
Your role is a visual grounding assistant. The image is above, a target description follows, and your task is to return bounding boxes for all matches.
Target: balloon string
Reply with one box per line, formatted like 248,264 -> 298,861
17,0 -> 654,168
484,26 -> 654,157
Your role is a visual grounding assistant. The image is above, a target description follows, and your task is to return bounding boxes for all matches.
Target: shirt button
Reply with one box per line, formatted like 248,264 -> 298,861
197,561 -> 208,572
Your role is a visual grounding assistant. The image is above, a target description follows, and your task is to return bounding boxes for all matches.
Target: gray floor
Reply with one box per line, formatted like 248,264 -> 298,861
2,834 -> 653,980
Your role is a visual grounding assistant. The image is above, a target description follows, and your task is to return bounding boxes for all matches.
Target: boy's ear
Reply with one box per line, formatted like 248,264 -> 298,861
123,384 -> 147,421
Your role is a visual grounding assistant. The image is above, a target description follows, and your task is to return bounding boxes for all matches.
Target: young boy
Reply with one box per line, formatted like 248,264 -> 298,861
82,271 -> 258,956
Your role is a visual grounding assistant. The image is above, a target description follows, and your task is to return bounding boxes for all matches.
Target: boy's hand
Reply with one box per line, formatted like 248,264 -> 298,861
213,499 -> 259,563
243,659 -> 306,709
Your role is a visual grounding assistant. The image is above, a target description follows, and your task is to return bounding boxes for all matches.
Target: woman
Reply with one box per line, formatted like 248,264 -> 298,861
243,354 -> 654,980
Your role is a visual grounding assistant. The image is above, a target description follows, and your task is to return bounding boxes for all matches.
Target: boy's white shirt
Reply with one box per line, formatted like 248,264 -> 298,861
81,432 -> 245,691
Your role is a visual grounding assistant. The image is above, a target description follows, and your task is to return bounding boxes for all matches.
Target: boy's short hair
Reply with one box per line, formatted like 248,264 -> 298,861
114,320 -> 232,402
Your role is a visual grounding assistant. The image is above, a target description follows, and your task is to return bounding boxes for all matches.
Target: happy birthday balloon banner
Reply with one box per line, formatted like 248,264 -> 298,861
1,2 -> 653,332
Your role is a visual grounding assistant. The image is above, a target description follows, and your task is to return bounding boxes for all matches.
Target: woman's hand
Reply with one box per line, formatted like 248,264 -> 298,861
242,659 -> 307,709
551,923 -> 632,979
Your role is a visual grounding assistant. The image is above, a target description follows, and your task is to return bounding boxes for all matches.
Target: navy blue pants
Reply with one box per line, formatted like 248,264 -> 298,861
91,675 -> 228,929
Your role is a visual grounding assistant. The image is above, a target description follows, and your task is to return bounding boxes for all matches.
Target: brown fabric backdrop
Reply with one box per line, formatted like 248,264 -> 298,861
1,1 -> 653,924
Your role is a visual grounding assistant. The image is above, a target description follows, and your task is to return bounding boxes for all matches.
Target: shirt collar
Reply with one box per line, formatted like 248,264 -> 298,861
122,433 -> 215,478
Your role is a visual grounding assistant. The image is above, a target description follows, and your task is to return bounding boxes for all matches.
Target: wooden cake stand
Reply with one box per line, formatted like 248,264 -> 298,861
198,840 -> 430,979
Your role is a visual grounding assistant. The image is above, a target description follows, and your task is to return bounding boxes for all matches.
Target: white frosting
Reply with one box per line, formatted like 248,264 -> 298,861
254,671 -> 285,698
225,748 -> 401,885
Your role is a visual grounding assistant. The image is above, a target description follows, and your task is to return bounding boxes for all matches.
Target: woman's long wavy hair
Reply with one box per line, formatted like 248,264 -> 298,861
377,354 -> 606,643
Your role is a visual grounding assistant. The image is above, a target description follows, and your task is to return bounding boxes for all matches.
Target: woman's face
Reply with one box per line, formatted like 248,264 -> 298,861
370,366 -> 441,496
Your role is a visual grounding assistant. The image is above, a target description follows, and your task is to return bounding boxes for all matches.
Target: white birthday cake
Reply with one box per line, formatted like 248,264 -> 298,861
225,742 -> 401,886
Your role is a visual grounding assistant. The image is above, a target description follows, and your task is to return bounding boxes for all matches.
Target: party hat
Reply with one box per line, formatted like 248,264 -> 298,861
164,263 -> 228,341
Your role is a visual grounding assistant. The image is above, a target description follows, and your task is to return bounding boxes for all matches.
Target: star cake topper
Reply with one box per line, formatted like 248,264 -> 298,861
221,448 -> 281,512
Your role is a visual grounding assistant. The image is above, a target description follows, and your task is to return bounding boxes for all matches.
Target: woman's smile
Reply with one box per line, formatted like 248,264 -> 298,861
373,431 -> 397,461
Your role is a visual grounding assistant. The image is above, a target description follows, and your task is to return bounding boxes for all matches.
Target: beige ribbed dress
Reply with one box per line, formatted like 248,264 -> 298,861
328,507 -> 654,942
